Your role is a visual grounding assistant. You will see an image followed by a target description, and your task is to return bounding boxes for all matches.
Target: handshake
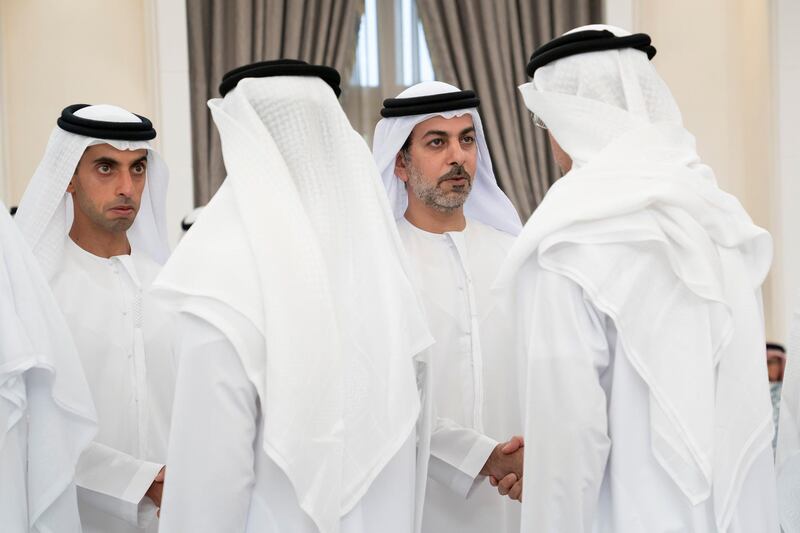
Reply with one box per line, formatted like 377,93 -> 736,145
480,436 -> 524,502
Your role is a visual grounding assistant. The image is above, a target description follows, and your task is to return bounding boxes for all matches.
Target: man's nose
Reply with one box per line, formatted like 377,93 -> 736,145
116,170 -> 134,197
446,139 -> 468,166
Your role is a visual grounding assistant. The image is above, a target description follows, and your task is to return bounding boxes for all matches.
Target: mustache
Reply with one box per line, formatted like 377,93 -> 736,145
437,165 -> 472,184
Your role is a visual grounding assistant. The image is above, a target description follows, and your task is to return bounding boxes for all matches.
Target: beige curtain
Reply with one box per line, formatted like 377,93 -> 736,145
187,0 -> 365,204
417,0 -> 601,218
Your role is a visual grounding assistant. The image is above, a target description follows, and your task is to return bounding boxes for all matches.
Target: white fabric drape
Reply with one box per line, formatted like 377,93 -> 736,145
153,75 -> 432,533
159,313 -> 418,533
497,24 -> 774,532
0,201 -> 96,533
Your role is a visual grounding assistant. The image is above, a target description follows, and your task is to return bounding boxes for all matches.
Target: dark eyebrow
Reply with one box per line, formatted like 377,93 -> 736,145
421,129 -> 448,139
92,157 -> 120,166
421,127 -> 476,139
91,156 -> 147,166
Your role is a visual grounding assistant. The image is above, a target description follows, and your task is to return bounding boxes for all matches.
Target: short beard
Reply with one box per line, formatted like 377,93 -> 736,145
406,162 -> 472,213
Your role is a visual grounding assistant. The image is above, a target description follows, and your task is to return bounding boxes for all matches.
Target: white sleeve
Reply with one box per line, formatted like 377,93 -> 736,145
428,418 -> 497,498
519,268 -> 612,533
74,442 -> 163,527
158,316 -> 258,533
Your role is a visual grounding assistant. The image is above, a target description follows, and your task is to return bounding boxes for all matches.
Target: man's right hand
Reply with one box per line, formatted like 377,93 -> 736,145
480,435 -> 524,481
486,437 -> 524,502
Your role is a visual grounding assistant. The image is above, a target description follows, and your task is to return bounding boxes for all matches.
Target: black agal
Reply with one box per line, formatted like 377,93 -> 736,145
380,90 -> 480,118
527,30 -> 656,78
57,104 -> 156,141
219,59 -> 342,97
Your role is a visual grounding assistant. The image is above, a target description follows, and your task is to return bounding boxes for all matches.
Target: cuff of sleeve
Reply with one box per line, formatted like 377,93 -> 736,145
458,434 -> 499,480
120,461 -> 163,526
460,435 -> 498,498
428,435 -> 498,499
428,455 -> 475,498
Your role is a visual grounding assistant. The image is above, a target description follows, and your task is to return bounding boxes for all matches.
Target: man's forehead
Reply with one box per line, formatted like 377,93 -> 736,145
82,143 -> 148,161
412,113 -> 474,134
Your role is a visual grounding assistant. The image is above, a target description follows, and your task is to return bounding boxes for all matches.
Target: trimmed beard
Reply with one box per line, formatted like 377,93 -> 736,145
406,162 -> 473,213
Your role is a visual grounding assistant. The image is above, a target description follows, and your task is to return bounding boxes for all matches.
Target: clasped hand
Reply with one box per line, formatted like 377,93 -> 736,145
480,436 -> 524,502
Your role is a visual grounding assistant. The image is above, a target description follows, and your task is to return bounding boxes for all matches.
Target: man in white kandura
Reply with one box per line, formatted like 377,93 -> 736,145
155,59 -> 433,533
494,24 -> 779,532
1,199 -> 96,533
15,104 -> 175,532
373,81 -> 524,533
